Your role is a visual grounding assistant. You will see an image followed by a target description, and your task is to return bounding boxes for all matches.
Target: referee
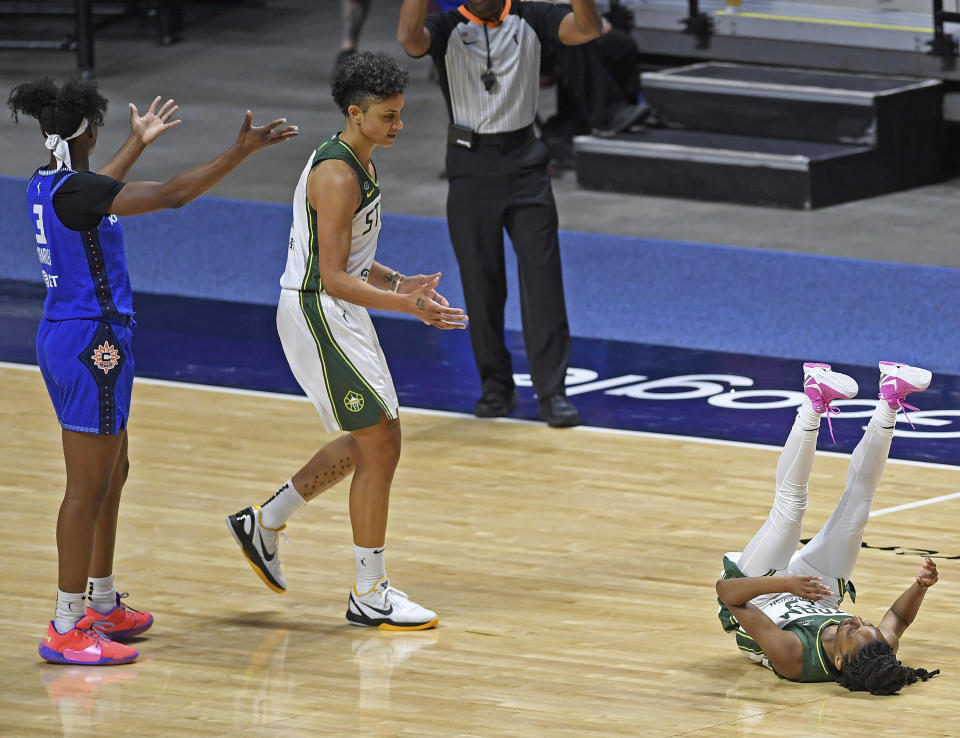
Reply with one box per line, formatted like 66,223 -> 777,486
398,0 -> 603,427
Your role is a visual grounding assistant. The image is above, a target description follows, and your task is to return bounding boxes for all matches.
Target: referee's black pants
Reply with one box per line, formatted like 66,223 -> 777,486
445,129 -> 571,402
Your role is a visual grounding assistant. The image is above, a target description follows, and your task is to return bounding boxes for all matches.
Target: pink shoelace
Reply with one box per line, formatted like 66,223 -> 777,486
821,403 -> 841,444
880,388 -> 920,429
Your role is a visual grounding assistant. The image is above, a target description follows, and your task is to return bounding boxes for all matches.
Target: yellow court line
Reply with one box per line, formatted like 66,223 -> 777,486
715,9 -> 932,32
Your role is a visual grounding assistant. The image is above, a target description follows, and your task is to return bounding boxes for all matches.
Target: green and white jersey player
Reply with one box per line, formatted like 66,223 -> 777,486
227,51 -> 467,632
715,361 -> 941,694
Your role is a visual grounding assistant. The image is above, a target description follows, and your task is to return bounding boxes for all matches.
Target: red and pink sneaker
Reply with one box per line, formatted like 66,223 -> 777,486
878,361 -> 931,427
85,593 -> 153,642
39,618 -> 138,665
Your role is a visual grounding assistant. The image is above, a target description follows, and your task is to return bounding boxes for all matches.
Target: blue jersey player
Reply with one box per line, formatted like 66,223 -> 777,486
8,77 -> 298,665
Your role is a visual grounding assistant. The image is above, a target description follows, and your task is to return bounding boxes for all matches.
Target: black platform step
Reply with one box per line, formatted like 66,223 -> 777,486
574,129 -> 883,209
575,60 -> 945,208
641,62 -> 942,147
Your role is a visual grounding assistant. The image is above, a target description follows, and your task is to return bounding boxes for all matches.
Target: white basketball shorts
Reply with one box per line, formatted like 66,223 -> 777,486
277,288 -> 398,432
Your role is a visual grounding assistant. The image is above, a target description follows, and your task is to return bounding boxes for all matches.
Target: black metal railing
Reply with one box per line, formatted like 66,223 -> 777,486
682,0 -> 714,48
0,0 -> 183,76
930,0 -> 960,58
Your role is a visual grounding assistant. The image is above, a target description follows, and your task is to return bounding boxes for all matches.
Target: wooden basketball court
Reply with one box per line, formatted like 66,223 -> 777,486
2,364 -> 957,737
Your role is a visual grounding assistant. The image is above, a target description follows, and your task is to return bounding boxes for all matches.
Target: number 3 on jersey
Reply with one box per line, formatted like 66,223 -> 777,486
33,204 -> 47,244
361,201 -> 380,236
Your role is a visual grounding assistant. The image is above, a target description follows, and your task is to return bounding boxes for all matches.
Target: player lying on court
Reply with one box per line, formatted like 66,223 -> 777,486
9,76 -> 297,665
716,361 -> 941,694
227,52 -> 467,630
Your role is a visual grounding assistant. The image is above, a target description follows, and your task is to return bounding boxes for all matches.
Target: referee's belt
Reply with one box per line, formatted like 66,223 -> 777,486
465,124 -> 536,150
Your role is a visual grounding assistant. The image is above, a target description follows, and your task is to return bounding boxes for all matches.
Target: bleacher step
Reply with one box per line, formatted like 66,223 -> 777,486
573,129 -> 881,209
641,62 -> 942,145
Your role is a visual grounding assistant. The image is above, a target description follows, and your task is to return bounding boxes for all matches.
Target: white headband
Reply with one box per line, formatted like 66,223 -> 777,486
43,118 -> 89,170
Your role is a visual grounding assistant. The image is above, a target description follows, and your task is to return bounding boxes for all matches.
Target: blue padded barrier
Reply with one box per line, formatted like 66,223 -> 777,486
3,175 -> 958,375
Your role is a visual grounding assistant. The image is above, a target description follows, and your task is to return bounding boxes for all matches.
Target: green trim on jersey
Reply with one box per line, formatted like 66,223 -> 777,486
299,134 -> 381,294
334,138 -> 380,209
717,555 -> 776,634
786,616 -> 846,682
297,290 -> 391,431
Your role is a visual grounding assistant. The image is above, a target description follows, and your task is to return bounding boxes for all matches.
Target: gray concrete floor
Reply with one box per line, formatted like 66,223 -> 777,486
1,0 -> 957,268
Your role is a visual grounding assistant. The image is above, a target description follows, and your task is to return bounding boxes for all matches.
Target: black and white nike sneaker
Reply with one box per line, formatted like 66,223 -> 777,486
225,506 -> 287,593
346,578 -> 439,630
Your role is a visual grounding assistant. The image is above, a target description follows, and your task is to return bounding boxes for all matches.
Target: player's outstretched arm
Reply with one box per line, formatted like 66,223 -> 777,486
108,110 -> 298,216
98,96 -> 181,181
878,558 -> 938,647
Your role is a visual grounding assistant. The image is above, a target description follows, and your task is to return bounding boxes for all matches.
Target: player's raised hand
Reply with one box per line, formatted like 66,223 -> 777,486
916,557 -> 938,589
129,96 -> 180,145
406,276 -> 468,330
235,111 -> 299,155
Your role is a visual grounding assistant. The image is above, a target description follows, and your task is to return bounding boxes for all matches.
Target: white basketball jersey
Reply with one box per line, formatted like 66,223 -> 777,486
281,134 -> 382,292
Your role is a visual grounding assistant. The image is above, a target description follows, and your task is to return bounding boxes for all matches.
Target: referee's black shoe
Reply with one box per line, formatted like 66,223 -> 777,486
538,394 -> 580,428
474,389 -> 519,418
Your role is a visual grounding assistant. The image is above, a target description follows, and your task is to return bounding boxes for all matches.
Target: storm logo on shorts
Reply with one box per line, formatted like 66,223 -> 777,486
91,341 -> 120,374
344,390 -> 365,412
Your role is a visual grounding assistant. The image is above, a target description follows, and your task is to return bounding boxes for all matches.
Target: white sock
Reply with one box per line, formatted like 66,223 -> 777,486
54,590 -> 86,634
260,479 -> 306,529
354,545 -> 386,594
869,400 -> 898,435
87,574 -> 116,615
798,395 -> 822,429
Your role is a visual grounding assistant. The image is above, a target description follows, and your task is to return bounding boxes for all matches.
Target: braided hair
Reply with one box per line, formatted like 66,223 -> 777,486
331,51 -> 408,115
837,639 -> 940,695
8,77 -> 107,136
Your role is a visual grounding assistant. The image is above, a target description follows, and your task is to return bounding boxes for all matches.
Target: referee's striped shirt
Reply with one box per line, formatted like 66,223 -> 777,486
423,1 -> 569,135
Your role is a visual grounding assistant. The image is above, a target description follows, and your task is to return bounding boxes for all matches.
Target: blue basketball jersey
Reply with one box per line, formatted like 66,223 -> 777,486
27,168 -> 132,321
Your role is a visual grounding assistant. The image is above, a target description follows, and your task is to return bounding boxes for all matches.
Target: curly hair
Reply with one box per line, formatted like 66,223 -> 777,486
331,51 -> 408,115
837,639 -> 940,695
8,77 -> 107,136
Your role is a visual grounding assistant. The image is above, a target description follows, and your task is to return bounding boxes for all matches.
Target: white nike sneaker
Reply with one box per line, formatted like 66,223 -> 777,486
225,506 -> 287,593
346,578 -> 439,631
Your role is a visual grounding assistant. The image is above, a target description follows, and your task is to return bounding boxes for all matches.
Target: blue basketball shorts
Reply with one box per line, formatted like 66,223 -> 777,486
36,318 -> 134,435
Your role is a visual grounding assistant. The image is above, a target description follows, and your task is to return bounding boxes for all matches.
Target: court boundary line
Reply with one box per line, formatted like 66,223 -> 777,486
3,360 -> 957,518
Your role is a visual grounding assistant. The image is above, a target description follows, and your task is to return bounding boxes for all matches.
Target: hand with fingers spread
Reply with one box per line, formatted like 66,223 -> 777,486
788,575 -> 833,601
235,111 -> 299,156
916,557 -> 938,589
405,276 -> 468,330
129,96 -> 181,146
